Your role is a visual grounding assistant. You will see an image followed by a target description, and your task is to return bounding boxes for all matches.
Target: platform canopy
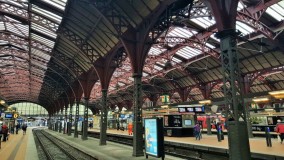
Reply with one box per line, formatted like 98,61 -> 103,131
0,0 -> 283,113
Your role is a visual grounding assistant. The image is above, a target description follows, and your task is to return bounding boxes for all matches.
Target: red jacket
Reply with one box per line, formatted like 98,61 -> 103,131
276,123 -> 284,134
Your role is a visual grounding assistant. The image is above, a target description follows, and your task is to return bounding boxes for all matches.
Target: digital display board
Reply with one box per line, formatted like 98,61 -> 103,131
184,119 -> 192,126
164,115 -> 182,127
120,114 -> 125,118
195,106 -> 204,113
5,113 -> 13,118
145,119 -> 158,156
186,108 -> 194,112
178,107 -> 186,113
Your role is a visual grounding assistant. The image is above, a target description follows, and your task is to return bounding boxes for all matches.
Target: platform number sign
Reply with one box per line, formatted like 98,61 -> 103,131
160,95 -> 170,104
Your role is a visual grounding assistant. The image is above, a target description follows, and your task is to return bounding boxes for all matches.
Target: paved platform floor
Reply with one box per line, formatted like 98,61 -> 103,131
0,127 -> 38,160
2,127 -> 284,160
89,128 -> 284,158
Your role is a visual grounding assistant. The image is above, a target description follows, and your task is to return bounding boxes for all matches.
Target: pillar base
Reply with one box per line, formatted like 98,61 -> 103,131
227,121 -> 251,160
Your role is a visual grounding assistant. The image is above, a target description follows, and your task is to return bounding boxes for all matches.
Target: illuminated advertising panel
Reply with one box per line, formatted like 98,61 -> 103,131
145,118 -> 158,156
144,118 -> 164,159
5,113 -> 13,118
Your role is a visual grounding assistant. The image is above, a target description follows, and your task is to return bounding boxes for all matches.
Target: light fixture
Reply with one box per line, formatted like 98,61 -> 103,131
199,100 -> 212,104
0,100 -> 5,104
161,105 -> 169,109
252,97 -> 269,102
273,95 -> 284,99
269,90 -> 284,95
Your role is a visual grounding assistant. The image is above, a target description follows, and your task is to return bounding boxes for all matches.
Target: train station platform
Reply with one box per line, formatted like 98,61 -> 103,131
0,127 -> 38,160
88,128 -> 284,159
2,127 -> 284,160
1,127 -> 181,160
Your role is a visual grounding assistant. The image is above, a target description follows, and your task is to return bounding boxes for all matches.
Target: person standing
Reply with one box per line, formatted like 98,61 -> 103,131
2,123 -> 8,141
194,123 -> 201,140
265,127 -> 272,147
276,120 -> 284,144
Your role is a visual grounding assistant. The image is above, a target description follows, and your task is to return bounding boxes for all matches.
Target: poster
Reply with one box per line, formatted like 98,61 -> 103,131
145,119 -> 158,156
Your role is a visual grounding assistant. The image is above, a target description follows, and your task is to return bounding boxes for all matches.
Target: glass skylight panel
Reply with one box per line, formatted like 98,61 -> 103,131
191,17 -> 215,29
156,61 -> 165,67
14,24 -> 28,36
32,6 -> 62,23
42,0 -> 67,11
32,48 -> 51,61
148,46 -> 166,55
237,1 -> 245,11
32,23 -> 57,38
118,82 -> 125,86
142,72 -> 149,77
167,27 -> 197,38
0,22 -> 5,30
266,2 -> 284,21
205,42 -> 215,49
2,0 -> 23,8
172,57 -> 182,63
32,34 -> 55,48
236,21 -> 254,35
210,34 -> 220,42
6,23 -> 24,36
154,64 -> 163,71
176,46 -> 201,59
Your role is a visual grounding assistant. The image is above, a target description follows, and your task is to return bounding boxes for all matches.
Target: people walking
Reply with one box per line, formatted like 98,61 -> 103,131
16,123 -> 20,134
276,120 -> 284,144
22,124 -> 27,135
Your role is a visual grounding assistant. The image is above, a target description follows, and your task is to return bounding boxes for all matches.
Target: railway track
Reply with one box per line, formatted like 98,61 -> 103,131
33,129 -> 97,160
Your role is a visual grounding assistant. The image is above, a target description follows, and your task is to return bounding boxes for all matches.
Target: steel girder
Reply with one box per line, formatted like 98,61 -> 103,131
57,27 -> 101,63
0,2 -> 59,32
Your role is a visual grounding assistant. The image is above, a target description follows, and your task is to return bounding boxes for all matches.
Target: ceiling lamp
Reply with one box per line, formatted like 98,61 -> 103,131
269,90 -> 284,95
252,97 -> 269,102
199,100 -> 212,104
0,100 -> 5,104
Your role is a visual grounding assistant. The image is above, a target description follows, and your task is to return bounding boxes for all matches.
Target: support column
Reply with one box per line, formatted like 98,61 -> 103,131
48,115 -> 51,130
216,29 -> 251,159
100,89 -> 108,145
64,107 -> 68,134
74,101 -> 80,138
59,110 -> 63,133
132,74 -> 144,157
206,115 -> 212,135
81,97 -> 89,140
243,76 -> 254,138
245,102 -> 253,138
68,104 -> 73,136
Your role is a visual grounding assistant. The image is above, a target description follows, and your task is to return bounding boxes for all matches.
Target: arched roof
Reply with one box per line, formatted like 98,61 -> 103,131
0,0 -> 283,113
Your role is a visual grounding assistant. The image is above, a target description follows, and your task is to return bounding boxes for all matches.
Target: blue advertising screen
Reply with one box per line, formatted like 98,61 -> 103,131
145,119 -> 158,156
5,113 -> 13,118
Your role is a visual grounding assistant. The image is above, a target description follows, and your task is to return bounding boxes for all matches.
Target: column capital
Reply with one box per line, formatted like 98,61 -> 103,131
215,29 -> 240,39
132,73 -> 142,78
101,89 -> 108,93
